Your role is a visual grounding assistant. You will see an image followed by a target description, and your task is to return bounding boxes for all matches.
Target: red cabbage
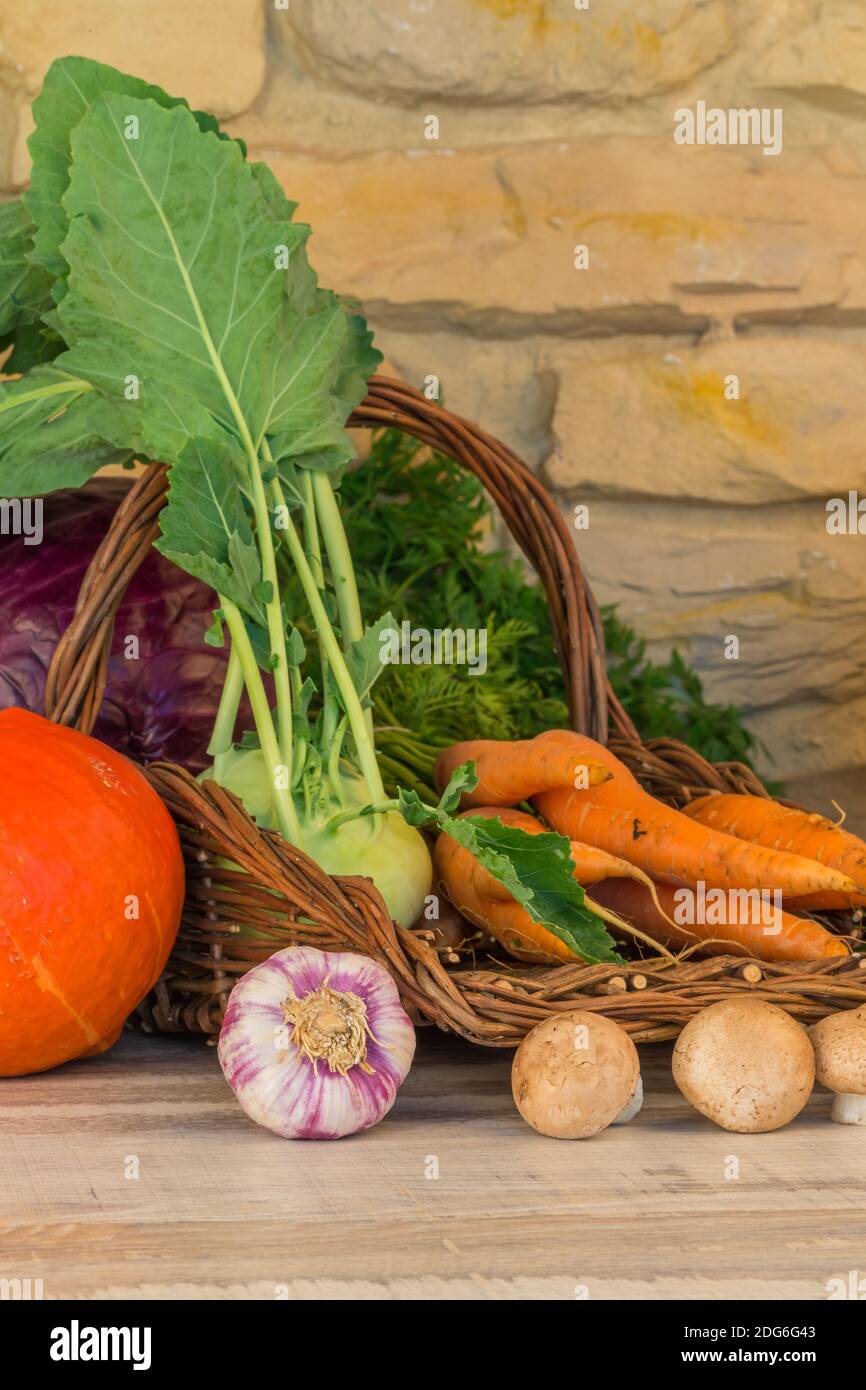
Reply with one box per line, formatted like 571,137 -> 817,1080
0,477 -> 238,771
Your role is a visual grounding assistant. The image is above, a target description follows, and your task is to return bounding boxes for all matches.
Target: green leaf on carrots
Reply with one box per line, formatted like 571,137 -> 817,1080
437,760 -> 479,815
398,766 -> 624,965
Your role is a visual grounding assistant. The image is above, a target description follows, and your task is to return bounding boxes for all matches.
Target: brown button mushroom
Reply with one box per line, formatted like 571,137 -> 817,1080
809,1008 -> 866,1125
512,1010 -> 640,1139
673,998 -> 815,1133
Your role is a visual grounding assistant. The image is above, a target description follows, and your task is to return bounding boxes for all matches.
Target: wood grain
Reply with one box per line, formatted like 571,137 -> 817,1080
0,1031 -> 863,1301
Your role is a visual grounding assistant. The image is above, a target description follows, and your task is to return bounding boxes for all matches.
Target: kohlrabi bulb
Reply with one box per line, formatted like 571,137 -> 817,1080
199,754 -> 432,929
302,803 -> 432,929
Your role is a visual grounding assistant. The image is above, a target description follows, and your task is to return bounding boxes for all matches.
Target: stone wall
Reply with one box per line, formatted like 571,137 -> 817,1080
2,0 -> 866,785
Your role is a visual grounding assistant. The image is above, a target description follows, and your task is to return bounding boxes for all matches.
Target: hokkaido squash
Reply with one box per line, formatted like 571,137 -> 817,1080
0,709 -> 184,1076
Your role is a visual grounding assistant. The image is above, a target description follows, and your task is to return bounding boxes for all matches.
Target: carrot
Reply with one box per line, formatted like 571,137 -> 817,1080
436,729 -> 864,901
683,793 -> 866,909
534,733 -> 864,901
588,878 -> 849,963
434,737 -> 611,806
469,805 -> 673,897
784,893 -> 859,912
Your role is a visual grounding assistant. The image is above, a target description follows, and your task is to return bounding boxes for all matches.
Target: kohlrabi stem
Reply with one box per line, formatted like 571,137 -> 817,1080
327,715 -> 349,808
270,475 -> 386,804
312,471 -> 364,646
221,599 -> 301,843
302,470 -> 326,589
327,798 -> 401,832
312,471 -> 376,746
292,741 -> 308,789
300,469 -> 337,752
208,640 -> 244,775
245,455 -> 295,776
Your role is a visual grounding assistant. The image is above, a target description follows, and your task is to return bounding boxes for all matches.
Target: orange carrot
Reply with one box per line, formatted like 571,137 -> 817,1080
435,729 -> 864,901
588,877 -> 849,963
535,733 -> 864,901
683,793 -> 866,909
784,893 -> 864,911
434,737 -> 611,806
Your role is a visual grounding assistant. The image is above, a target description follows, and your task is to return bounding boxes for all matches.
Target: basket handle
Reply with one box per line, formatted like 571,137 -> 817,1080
46,376 -> 635,741
44,462 -> 169,732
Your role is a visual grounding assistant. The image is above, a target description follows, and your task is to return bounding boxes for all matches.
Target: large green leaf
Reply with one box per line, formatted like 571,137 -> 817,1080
155,435 -> 264,625
6,57 -> 281,371
0,200 -> 56,367
23,55 -> 242,288
270,421 -> 357,476
333,308 -> 379,418
55,93 -> 377,475
250,161 -> 297,222
0,366 -> 133,496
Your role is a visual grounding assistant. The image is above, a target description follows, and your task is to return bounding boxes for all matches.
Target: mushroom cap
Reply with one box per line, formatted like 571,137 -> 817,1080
512,1010 -> 639,1139
809,1009 -> 866,1096
673,998 -> 815,1133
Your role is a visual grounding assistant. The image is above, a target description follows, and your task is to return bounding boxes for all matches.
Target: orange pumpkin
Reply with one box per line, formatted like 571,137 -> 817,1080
0,709 -> 184,1075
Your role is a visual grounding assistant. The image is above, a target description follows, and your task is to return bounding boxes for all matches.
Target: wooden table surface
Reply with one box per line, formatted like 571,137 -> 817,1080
1,1029 -> 863,1301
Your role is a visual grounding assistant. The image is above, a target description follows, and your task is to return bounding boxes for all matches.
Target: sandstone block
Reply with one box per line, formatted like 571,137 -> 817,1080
282,0 -> 733,104
547,337 -> 866,504
566,496 -> 866,775
253,139 -> 866,337
759,2 -> 866,110
0,0 -> 265,120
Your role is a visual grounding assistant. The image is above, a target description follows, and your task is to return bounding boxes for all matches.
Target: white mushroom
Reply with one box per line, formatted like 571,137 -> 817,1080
809,1009 -> 866,1125
672,998 -> 815,1133
611,1074 -> 644,1125
512,1010 -> 640,1139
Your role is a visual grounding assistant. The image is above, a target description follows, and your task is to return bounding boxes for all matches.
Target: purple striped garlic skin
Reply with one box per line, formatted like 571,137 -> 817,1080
217,945 -> 416,1139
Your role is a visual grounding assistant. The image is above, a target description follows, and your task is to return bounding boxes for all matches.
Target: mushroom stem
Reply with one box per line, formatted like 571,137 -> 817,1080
830,1092 -> 866,1125
612,1075 -> 644,1126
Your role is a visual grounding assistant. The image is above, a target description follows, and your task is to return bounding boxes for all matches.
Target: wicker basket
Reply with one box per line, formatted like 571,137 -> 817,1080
44,376 -> 866,1044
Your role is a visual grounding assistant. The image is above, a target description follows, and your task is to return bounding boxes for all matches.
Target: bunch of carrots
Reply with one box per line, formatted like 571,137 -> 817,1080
433,730 -> 866,965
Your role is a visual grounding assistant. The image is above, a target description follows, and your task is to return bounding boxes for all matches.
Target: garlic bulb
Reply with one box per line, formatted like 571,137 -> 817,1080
217,945 -> 416,1139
